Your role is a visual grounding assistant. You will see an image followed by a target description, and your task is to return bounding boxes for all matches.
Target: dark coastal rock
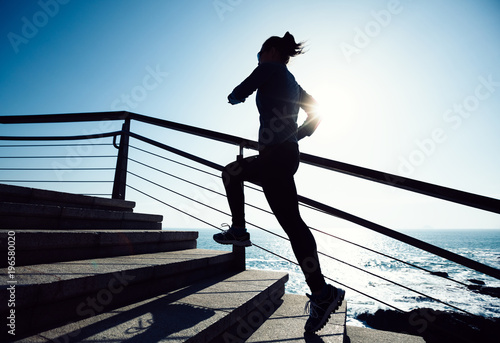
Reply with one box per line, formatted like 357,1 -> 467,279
468,279 -> 485,285
357,308 -> 500,343
467,284 -> 500,299
430,271 -> 448,278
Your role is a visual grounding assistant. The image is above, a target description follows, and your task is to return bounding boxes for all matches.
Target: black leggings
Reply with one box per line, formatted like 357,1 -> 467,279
222,142 -> 326,293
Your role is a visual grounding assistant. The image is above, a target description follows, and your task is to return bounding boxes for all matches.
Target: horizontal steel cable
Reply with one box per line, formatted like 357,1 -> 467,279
316,250 -> 474,315
250,241 -> 405,313
133,142 -> 463,283
129,131 -> 500,279
127,141 -> 485,314
128,156 -> 274,215
127,160 -> 473,315
128,150 -> 470,287
129,158 -> 225,197
127,171 -> 230,217
130,144 -> 220,178
0,140 -> 483,297
247,221 -> 473,314
0,143 -> 111,147
0,180 -> 112,183
127,184 -> 218,230
0,168 -> 114,171
0,155 -> 115,158
125,181 -> 404,313
129,147 -> 481,290
309,225 -> 471,287
127,168 -> 286,241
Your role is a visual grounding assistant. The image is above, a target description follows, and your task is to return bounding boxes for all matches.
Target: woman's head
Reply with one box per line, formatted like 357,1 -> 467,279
258,32 -> 304,65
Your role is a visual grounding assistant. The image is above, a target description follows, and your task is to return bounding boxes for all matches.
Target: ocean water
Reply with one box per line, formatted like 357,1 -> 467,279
189,227 -> 500,326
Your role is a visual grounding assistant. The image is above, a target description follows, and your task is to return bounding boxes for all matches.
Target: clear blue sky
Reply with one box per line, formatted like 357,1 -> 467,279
0,0 -> 499,230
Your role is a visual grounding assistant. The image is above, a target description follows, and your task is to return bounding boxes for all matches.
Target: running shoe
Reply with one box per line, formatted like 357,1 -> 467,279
304,284 -> 345,333
213,227 -> 252,247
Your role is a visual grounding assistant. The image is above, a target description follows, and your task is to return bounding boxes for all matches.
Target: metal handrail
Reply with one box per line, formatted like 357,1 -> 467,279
300,154 -> 500,214
3,111 -> 498,213
0,131 -> 121,141
1,111 -> 499,282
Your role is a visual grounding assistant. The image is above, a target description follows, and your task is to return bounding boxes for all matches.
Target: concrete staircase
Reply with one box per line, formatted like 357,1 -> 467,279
0,184 -> 424,342
0,184 -> 341,342
0,184 -> 162,230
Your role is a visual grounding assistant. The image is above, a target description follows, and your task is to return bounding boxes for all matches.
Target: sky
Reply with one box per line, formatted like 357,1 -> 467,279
0,0 -> 499,231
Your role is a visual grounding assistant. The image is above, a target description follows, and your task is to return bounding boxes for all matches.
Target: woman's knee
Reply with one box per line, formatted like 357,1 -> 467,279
222,161 -> 243,186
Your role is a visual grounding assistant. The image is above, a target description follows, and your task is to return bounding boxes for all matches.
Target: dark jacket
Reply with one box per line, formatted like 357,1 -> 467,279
230,62 -> 318,147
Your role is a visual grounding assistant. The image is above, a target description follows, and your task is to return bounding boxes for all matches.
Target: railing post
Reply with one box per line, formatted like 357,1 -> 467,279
112,118 -> 130,200
232,245 -> 246,271
237,142 -> 245,161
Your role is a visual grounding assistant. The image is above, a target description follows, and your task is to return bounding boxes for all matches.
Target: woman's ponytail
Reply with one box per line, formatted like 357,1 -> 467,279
261,32 -> 305,64
282,31 -> 304,58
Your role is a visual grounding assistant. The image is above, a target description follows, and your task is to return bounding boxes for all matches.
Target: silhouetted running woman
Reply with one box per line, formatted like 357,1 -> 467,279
213,32 -> 345,333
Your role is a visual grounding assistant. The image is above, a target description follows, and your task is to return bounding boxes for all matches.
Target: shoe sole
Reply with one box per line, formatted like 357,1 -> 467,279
306,288 -> 345,333
213,237 -> 252,247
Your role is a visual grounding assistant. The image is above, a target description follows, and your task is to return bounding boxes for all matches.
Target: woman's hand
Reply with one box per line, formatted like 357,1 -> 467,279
228,93 -> 245,105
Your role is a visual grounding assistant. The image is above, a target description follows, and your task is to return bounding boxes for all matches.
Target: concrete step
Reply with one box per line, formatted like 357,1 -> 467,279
0,230 -> 198,266
345,325 -> 425,343
0,202 -> 163,230
241,293 -> 347,343
17,270 -> 288,343
0,248 -> 242,342
0,183 -> 135,212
